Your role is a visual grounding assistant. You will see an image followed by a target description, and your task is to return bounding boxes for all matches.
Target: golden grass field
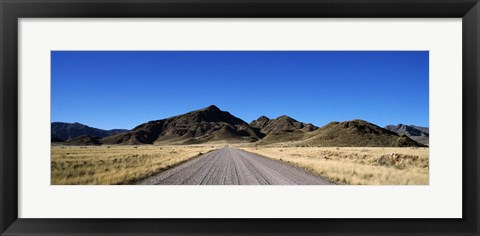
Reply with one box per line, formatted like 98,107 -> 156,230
51,145 -> 217,185
236,145 -> 429,185
52,144 -> 428,185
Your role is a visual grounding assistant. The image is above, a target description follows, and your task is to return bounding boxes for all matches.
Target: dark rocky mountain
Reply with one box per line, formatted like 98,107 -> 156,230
250,116 -> 271,130
297,119 -> 426,147
260,115 -> 317,134
63,135 -> 101,146
384,124 -> 429,145
252,115 -> 318,144
51,122 -> 128,142
384,124 -> 429,137
101,105 -> 264,145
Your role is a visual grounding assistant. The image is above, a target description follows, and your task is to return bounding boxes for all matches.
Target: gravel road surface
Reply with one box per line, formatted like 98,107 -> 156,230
136,146 -> 333,185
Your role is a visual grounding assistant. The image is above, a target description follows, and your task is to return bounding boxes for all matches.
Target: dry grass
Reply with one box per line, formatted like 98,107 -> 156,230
237,146 -> 429,185
51,145 -> 217,185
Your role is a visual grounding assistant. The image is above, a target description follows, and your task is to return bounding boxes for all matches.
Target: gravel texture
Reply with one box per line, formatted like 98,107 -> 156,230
136,146 -> 333,185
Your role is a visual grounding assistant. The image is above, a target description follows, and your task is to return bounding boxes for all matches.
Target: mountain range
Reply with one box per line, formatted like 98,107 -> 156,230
51,122 -> 127,142
52,105 -> 427,147
384,124 -> 429,145
101,105 -> 263,145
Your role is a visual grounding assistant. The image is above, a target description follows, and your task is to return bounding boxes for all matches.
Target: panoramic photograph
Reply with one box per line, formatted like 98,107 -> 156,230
51,51 -> 429,185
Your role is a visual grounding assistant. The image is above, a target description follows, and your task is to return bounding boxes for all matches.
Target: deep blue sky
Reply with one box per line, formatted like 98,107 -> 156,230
51,51 -> 429,130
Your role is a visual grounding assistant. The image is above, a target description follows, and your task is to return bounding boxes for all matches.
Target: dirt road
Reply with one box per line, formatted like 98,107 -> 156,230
136,146 -> 333,185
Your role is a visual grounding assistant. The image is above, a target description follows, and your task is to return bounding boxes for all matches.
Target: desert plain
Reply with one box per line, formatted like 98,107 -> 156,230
51,144 -> 428,185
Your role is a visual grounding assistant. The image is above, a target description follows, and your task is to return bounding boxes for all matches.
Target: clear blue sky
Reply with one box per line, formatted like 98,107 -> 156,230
51,51 -> 429,130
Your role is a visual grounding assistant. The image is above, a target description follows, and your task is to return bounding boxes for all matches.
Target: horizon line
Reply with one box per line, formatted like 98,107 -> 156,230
51,105 -> 428,130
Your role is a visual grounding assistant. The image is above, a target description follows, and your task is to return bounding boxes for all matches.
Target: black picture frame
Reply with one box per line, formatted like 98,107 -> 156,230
1,0 -> 479,235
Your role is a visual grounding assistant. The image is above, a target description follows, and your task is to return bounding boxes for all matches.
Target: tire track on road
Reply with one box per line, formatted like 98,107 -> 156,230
136,146 -> 334,185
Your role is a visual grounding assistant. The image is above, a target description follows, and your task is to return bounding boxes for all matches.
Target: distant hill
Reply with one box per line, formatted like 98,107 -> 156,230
101,105 -> 264,145
251,115 -> 318,144
51,122 -> 128,142
296,120 -> 426,147
63,135 -> 101,146
250,116 -> 271,130
385,124 -> 429,145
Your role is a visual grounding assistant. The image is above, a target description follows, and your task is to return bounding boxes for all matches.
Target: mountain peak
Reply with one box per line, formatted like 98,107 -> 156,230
384,124 -> 429,145
101,105 -> 262,145
276,115 -> 297,122
258,115 -> 269,120
259,115 -> 314,136
250,115 -> 271,129
254,116 -> 270,123
72,122 -> 84,126
187,105 -> 245,124
202,105 -> 221,112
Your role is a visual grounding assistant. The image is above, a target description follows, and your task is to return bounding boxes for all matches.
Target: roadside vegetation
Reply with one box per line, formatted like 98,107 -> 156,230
51,145 -> 216,185
52,144 -> 429,185
238,146 -> 429,185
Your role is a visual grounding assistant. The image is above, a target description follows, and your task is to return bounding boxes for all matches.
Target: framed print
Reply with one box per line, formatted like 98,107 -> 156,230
1,0 -> 479,235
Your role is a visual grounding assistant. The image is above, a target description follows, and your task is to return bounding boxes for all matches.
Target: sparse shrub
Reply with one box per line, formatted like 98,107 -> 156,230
377,153 -> 423,169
